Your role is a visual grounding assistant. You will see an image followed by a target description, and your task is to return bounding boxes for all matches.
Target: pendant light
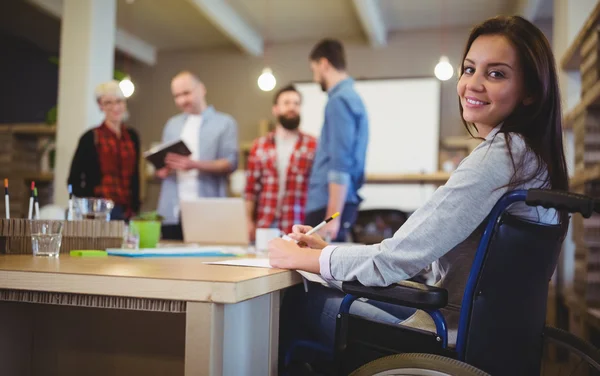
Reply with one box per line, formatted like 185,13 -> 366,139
258,0 -> 276,91
434,0 -> 453,81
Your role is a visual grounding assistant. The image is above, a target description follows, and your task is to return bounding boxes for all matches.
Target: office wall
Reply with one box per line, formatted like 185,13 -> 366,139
126,27 -> 469,148
127,20 -> 553,148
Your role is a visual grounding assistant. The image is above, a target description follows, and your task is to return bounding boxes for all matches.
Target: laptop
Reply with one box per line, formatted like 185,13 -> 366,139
180,197 -> 249,245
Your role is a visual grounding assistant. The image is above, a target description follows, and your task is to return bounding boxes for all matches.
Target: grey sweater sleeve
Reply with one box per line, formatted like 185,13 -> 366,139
327,133 -> 528,286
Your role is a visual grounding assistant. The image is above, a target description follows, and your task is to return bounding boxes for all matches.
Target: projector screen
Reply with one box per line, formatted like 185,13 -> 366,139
295,77 -> 441,212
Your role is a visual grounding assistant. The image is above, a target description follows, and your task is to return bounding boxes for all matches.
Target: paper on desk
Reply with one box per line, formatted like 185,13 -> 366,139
203,258 -> 343,291
203,258 -> 272,268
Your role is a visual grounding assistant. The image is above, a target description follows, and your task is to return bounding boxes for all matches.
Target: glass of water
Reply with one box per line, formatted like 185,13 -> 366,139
30,220 -> 64,257
122,224 -> 140,250
73,198 -> 115,221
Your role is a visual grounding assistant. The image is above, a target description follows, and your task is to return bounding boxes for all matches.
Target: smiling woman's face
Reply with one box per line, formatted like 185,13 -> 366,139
457,34 -> 527,137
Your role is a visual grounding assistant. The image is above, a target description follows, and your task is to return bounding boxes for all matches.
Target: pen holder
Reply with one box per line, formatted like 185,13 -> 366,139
0,218 -> 125,255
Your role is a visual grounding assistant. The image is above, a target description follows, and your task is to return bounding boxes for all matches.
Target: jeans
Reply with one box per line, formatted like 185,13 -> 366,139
279,283 -> 416,368
161,223 -> 183,241
110,205 -> 127,221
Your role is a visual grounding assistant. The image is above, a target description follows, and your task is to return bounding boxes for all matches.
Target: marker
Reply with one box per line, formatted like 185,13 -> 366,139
67,184 -> 73,220
34,187 -> 40,220
4,179 -> 9,219
27,181 -> 35,220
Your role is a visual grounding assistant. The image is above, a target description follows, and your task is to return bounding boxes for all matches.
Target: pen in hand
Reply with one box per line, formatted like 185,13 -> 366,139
294,212 -> 340,247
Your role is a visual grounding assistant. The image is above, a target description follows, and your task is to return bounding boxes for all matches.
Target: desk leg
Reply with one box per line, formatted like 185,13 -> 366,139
223,292 -> 281,376
185,302 -> 224,376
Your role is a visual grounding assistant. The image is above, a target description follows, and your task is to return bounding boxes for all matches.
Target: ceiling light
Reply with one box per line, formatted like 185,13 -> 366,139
434,56 -> 454,81
119,77 -> 135,98
258,67 -> 276,92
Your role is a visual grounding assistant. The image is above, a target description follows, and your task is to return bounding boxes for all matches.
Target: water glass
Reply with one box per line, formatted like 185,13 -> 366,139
30,220 -> 64,257
122,224 -> 140,250
73,198 -> 114,221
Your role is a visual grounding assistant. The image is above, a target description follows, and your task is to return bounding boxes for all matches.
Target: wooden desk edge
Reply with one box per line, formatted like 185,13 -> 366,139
0,269 -> 302,305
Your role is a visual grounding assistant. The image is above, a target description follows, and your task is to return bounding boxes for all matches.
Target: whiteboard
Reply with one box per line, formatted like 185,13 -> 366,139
296,78 -> 441,212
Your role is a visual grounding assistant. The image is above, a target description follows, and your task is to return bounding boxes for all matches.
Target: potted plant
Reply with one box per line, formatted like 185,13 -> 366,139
129,211 -> 164,249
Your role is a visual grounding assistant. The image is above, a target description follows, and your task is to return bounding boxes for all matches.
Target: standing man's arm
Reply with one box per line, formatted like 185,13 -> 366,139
156,120 -> 174,179
244,141 -> 261,241
166,117 -> 239,175
324,98 -> 356,238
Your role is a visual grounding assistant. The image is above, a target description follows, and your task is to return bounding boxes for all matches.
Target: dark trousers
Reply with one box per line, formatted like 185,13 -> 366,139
161,223 -> 183,241
304,202 -> 359,242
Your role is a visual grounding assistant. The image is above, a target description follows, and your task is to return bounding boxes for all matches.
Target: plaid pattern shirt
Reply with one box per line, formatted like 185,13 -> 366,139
245,132 -> 317,234
94,123 -> 137,215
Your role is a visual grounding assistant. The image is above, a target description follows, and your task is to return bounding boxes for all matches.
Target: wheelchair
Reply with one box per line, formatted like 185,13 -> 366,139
284,189 -> 600,375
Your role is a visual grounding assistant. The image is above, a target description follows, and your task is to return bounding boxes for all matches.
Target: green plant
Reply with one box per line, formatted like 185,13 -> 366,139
45,106 -> 57,125
46,57 -> 129,125
132,211 -> 164,221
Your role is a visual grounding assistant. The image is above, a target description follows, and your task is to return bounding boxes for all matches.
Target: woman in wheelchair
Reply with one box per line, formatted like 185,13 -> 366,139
268,15 -> 570,372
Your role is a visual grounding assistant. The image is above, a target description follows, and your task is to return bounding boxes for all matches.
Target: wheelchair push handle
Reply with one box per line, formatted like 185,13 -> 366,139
526,189 -> 598,218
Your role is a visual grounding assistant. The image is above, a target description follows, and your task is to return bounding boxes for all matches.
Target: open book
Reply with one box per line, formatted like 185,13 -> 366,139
143,139 -> 191,170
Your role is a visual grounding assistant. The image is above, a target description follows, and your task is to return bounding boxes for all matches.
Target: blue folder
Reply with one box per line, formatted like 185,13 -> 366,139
106,248 -> 241,258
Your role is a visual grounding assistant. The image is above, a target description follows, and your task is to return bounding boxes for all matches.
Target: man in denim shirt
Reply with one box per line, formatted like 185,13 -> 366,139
305,39 -> 369,241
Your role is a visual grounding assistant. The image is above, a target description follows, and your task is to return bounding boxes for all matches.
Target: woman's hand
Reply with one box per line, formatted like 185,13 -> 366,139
287,225 -> 329,250
268,238 -> 321,273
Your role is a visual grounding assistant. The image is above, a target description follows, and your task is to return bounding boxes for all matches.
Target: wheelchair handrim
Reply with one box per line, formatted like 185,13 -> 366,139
369,370 -> 456,376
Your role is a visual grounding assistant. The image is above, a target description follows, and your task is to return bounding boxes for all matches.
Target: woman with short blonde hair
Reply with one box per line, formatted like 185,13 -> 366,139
68,80 -> 141,220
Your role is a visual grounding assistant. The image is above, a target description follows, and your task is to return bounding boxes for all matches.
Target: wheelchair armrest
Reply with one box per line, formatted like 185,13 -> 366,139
341,280 -> 448,310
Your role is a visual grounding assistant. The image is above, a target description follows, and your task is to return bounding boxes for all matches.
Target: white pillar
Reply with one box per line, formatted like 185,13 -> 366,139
553,0 -> 598,293
53,0 -> 116,207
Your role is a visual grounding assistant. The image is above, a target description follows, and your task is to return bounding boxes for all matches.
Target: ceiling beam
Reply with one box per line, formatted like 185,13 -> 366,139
352,0 -> 387,48
28,0 -> 157,66
187,0 -> 263,56
514,0 -> 545,21
115,29 -> 156,66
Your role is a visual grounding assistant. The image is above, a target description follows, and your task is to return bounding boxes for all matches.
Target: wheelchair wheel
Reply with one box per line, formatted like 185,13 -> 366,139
542,326 -> 600,375
349,353 -> 489,376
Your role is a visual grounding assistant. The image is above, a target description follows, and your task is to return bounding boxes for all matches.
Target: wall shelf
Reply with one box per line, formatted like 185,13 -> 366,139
570,165 -> 600,188
560,2 -> 600,71
563,80 -> 600,129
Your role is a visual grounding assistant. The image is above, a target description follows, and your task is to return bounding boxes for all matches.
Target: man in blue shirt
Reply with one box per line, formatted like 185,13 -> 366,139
156,71 -> 239,240
304,39 -> 369,242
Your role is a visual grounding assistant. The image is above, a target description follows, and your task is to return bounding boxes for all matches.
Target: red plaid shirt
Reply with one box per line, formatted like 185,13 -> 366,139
94,123 -> 137,215
245,132 -> 317,234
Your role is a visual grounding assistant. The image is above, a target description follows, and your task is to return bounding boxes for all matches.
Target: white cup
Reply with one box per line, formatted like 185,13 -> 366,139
255,228 -> 281,252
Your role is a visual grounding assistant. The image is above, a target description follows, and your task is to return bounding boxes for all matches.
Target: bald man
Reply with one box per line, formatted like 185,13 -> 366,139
156,71 -> 239,240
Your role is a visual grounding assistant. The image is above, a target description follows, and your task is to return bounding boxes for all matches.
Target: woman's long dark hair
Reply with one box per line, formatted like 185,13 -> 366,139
459,16 -> 569,224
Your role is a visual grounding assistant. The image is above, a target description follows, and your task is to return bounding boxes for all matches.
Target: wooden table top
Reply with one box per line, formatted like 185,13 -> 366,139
0,254 -> 301,304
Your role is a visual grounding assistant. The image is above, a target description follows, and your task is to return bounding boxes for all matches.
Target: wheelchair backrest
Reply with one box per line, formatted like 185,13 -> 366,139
462,212 -> 565,375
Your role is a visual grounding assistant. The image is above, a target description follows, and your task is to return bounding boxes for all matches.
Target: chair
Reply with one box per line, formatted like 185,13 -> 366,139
350,209 -> 409,244
285,189 -> 600,375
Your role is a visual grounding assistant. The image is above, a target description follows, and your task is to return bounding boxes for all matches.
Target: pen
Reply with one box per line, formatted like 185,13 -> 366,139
34,187 -> 40,220
305,212 -> 340,236
27,181 -> 35,220
295,212 -> 340,248
4,179 -> 9,219
67,184 -> 73,220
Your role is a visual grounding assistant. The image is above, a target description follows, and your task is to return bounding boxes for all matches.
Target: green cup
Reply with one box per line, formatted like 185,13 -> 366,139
129,220 -> 161,249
